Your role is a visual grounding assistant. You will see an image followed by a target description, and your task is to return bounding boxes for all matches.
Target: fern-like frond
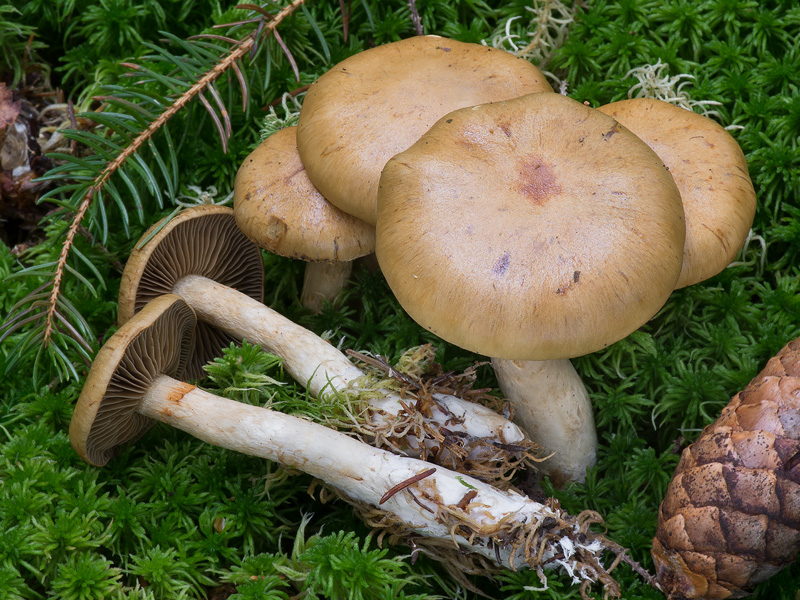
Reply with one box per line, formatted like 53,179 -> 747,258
0,0 -> 308,385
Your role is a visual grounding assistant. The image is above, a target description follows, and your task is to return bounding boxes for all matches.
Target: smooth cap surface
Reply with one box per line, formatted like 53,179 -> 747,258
377,92 -> 686,360
597,98 -> 756,288
296,35 -> 554,224
70,294 -> 196,466
234,126 -> 375,261
119,204 -> 263,379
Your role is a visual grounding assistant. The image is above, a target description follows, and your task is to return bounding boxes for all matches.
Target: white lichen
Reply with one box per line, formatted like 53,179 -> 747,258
259,90 -> 305,140
727,229 -> 767,277
625,60 -> 722,119
175,184 -> 232,207
486,0 -> 576,68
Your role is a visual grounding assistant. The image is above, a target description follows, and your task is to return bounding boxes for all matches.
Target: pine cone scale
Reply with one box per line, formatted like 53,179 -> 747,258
711,552 -> 758,590
716,509 -> 767,557
776,477 -> 800,523
729,431 -> 779,469
681,462 -> 729,506
722,465 -> 779,516
689,431 -> 740,467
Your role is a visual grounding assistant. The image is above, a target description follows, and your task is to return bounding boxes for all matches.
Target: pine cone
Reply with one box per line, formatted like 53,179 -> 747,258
653,338 -> 800,599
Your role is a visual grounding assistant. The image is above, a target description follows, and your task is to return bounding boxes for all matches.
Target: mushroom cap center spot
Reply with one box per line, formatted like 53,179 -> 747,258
518,157 -> 560,205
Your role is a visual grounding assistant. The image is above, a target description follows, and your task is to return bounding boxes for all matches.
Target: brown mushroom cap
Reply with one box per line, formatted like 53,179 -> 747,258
70,294 -> 196,467
233,126 -> 375,261
296,35 -> 554,224
119,205 -> 263,379
376,92 -> 686,360
597,98 -> 757,288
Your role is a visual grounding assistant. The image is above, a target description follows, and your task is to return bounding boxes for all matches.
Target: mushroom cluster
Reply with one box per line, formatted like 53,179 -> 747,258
70,33 -> 757,598
78,202 -> 619,590
240,36 -> 755,486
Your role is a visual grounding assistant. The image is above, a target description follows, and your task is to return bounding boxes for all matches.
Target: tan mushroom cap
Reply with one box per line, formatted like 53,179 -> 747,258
70,294 -> 196,467
234,126 -> 375,261
296,35 -> 554,224
119,204 -> 263,379
597,98 -> 756,288
376,92 -> 686,360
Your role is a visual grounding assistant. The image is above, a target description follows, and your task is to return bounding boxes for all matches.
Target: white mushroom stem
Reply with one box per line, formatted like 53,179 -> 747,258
171,274 -> 525,445
300,261 -> 353,314
139,373 -> 608,581
491,358 -> 598,487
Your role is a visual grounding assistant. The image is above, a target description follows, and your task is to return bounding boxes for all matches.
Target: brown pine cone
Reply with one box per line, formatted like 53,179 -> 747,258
653,337 -> 800,599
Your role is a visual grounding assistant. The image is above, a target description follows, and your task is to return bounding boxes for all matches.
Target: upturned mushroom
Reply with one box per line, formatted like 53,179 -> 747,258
234,126 -> 375,313
296,35 -> 553,224
376,92 -> 686,486
119,204 -> 264,380
70,293 -> 638,598
118,205 -> 529,469
596,98 -> 757,288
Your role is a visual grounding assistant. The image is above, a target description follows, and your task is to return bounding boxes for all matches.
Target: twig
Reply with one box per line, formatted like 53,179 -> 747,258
266,84 -> 310,108
603,541 -> 661,591
407,0 -> 423,35
339,0 -> 350,42
67,99 -> 77,155
379,468 -> 436,504
346,349 -> 422,390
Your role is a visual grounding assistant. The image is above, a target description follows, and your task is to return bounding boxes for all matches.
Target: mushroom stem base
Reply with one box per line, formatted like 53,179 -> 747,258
491,357 -> 597,487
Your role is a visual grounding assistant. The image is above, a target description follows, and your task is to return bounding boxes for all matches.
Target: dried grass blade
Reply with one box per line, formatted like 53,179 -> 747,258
236,3 -> 275,19
205,83 -> 232,141
0,310 -> 48,343
230,59 -> 249,111
272,29 -> 300,82
53,310 -> 94,354
338,0 -> 349,41
198,91 -> 229,152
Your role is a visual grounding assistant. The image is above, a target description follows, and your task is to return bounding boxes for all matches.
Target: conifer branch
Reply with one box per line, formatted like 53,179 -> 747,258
0,0 -> 305,379
40,0 -> 305,347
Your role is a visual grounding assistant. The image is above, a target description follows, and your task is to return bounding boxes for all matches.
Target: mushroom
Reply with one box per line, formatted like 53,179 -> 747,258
596,98 -> 757,288
118,205 -> 529,465
296,35 -> 554,224
69,293 -> 634,597
118,204 -> 264,380
376,92 -> 686,486
492,100 -> 757,484
234,126 -> 376,313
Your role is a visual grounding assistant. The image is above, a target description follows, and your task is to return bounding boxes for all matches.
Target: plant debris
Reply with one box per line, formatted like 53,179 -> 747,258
346,345 -> 544,489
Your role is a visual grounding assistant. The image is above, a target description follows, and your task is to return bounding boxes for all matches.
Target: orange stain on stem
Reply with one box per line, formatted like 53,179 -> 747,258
167,381 -> 197,404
